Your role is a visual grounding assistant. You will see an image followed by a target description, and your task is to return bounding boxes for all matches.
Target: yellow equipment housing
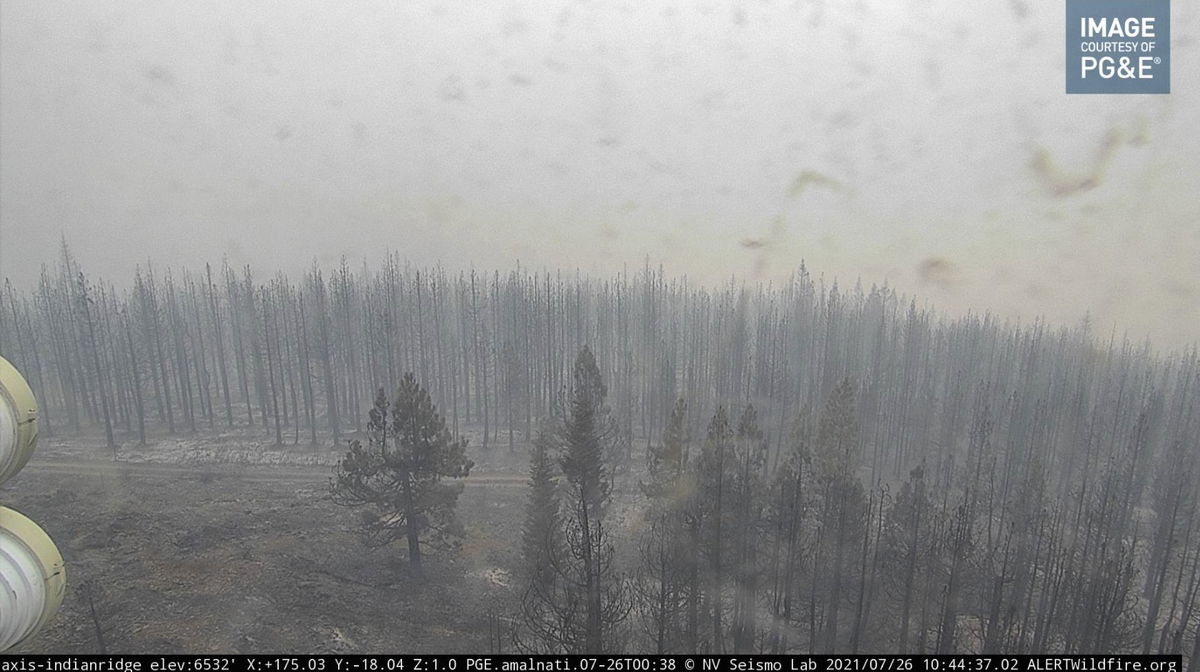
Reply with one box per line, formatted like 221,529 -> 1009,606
0,355 -> 39,484
0,355 -> 66,652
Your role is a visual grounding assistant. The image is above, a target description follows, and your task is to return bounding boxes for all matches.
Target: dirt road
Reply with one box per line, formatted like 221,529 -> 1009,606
19,459 -> 528,487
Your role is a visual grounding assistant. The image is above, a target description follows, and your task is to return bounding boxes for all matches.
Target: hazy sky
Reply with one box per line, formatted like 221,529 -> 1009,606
1,0 -> 1197,349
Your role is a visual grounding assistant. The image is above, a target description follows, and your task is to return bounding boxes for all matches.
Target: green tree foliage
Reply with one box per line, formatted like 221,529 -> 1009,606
881,464 -> 938,653
643,397 -> 689,501
817,377 -> 859,478
763,411 -> 814,653
634,397 -> 693,652
330,374 -> 473,575
518,425 -> 571,653
730,404 -> 768,652
698,405 -> 734,652
814,378 -> 868,652
522,426 -> 562,591
519,347 -> 630,654
560,346 -> 629,652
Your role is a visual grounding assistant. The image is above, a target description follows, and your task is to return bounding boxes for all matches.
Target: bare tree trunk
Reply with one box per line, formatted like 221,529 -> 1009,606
403,468 -> 423,575
262,289 -> 283,445
122,310 -> 146,445
206,264 -> 234,427
314,272 -> 340,443
77,273 -> 116,452
296,289 -> 317,445
225,264 -> 254,426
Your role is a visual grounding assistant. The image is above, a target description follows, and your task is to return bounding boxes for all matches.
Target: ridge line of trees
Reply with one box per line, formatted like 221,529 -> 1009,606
1,244 -> 1196,658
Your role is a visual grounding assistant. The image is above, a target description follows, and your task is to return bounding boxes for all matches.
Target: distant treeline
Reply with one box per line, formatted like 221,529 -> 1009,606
0,241 -> 1197,658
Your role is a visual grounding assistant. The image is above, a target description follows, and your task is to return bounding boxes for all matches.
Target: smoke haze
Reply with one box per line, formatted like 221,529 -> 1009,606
1,0 -> 1197,348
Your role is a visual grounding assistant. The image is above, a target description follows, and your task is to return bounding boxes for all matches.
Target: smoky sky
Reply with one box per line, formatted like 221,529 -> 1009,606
0,0 -> 1197,348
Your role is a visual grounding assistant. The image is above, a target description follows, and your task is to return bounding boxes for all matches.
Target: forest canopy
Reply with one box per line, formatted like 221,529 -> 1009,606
0,244 -> 1197,657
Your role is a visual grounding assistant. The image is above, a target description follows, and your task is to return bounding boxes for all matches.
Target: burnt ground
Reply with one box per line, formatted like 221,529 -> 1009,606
3,433 -> 531,654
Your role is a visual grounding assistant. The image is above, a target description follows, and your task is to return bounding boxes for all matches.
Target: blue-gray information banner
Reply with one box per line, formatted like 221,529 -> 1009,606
1065,0 -> 1170,93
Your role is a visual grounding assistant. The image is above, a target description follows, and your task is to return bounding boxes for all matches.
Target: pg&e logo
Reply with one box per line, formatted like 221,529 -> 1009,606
1066,0 -> 1170,93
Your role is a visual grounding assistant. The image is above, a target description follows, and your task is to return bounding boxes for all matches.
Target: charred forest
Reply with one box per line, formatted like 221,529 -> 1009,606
1,242 -> 1198,659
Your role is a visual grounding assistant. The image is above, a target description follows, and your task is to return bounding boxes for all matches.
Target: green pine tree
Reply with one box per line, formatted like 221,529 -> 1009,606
330,374 -> 473,576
